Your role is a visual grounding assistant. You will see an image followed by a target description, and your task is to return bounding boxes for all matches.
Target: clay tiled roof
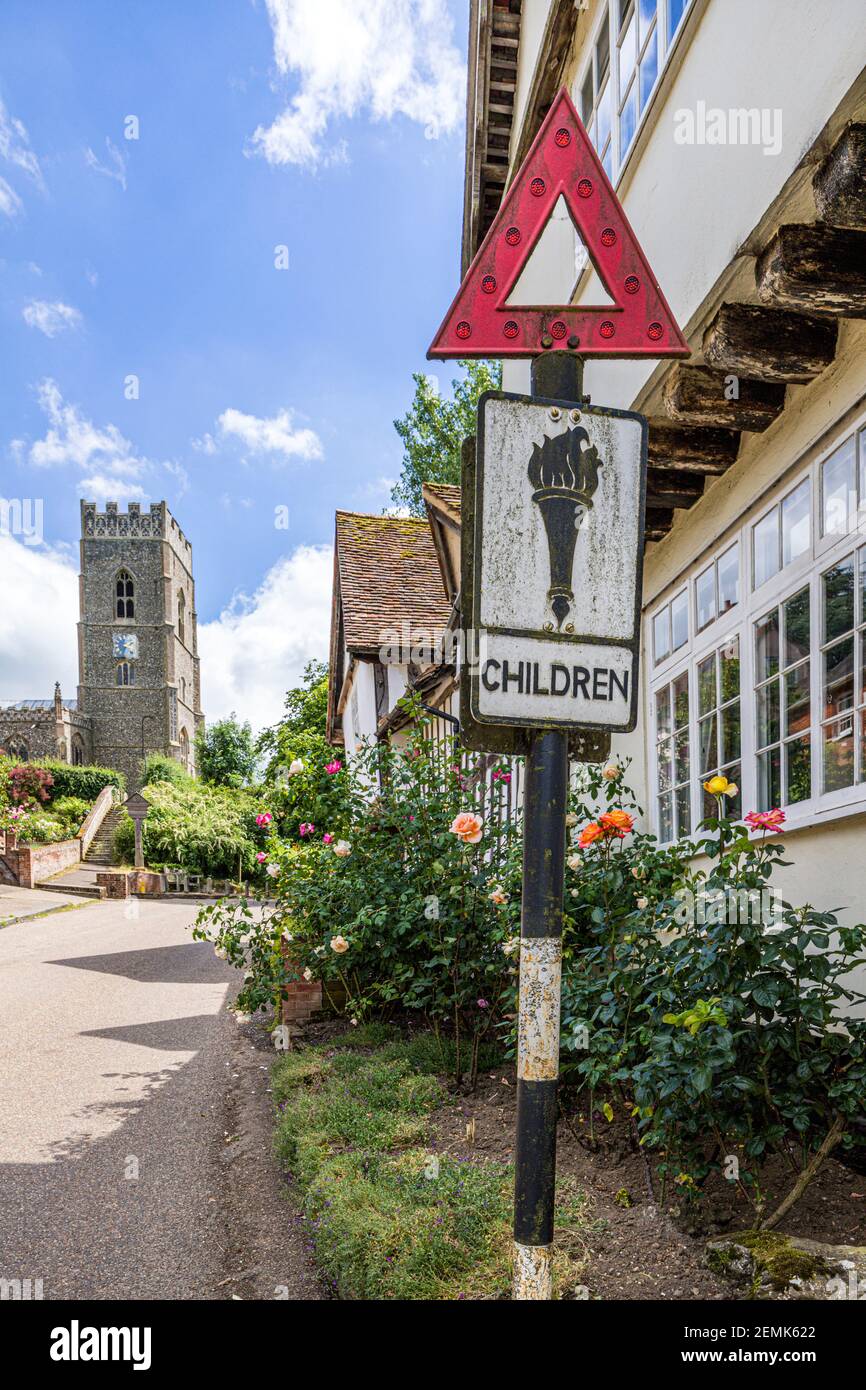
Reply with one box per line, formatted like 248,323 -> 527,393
421,483 -> 461,523
334,511 -> 451,653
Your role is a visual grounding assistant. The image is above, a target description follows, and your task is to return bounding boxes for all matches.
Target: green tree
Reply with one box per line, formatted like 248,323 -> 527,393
257,660 -> 328,780
195,714 -> 258,787
391,360 -> 502,515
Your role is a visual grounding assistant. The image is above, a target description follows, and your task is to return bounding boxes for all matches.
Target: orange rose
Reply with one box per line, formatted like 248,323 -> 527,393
577,821 -> 604,848
449,811 -> 484,844
600,809 -> 634,837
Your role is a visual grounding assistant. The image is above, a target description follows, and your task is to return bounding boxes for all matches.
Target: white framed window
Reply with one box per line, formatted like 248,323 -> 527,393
820,429 -> 866,539
579,17 -> 613,177
655,669 -> 690,839
575,0 -> 693,184
754,587 -> 811,810
752,477 -> 811,590
695,541 -> 739,633
696,635 -> 742,820
648,411 -> 866,842
653,586 -> 688,664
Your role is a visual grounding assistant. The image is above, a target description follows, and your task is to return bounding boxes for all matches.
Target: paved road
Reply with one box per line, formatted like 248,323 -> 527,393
0,895 -> 322,1300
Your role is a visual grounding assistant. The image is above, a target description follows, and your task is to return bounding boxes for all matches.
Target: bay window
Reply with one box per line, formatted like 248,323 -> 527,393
649,413 -> 866,841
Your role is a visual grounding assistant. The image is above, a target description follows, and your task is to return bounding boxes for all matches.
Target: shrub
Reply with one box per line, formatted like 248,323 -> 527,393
115,778 -> 265,877
35,761 -> 125,801
8,764 -> 53,806
141,753 -> 189,787
560,764 -> 866,1226
50,796 -> 92,835
196,701 -> 521,1087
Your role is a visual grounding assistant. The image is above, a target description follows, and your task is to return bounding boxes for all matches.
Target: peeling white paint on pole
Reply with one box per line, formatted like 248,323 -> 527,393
513,1241 -> 552,1300
517,937 -> 562,1081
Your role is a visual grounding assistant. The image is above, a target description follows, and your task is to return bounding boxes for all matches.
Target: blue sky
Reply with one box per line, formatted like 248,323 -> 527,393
0,0 -> 467,727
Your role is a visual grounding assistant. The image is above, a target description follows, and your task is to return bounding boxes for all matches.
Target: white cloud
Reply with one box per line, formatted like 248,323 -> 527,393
248,0 -> 464,169
0,175 -> 21,218
0,534 -> 79,702
22,300 -> 83,337
85,138 -> 127,190
27,380 -> 145,489
0,96 -> 44,189
214,406 -> 323,462
198,544 -> 332,731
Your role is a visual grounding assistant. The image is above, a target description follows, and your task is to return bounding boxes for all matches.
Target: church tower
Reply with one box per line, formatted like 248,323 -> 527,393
77,500 -> 204,789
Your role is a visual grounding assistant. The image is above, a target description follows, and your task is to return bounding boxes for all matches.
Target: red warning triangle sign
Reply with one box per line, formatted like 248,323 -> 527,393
428,88 -> 689,360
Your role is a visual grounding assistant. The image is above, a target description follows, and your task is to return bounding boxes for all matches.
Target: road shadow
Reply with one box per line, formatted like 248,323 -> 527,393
47,940 -> 229,985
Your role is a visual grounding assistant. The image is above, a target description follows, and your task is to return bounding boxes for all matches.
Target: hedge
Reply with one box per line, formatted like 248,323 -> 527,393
0,757 -> 125,805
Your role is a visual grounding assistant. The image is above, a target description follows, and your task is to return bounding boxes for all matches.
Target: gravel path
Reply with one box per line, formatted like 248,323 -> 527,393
0,896 -> 323,1300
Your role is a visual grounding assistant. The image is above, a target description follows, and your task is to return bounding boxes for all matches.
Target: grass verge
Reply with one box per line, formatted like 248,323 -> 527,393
273,1028 -> 595,1299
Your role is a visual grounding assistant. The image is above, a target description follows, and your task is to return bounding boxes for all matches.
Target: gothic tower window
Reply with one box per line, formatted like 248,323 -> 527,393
116,661 -> 135,686
71,734 -> 85,766
179,726 -> 190,768
116,570 -> 135,619
178,589 -> 186,645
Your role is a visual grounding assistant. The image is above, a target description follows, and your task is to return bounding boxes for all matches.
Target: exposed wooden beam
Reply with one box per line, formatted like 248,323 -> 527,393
756,223 -> 866,317
702,302 -> 838,384
645,469 -> 705,511
647,421 -> 741,474
813,124 -> 866,230
644,506 -> 675,542
663,366 -> 786,432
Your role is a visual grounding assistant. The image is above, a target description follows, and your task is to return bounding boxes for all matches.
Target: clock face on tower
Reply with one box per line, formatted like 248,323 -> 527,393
113,633 -> 139,660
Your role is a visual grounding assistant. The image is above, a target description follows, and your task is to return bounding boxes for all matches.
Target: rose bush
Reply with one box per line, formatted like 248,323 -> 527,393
195,700 -> 522,1086
560,764 -> 866,1225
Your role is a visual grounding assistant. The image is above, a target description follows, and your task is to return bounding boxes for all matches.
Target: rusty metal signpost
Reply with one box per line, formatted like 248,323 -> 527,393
429,88 -> 689,1300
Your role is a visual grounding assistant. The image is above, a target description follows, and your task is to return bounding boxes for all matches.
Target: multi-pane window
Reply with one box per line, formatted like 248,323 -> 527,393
697,637 -> 741,819
754,588 -> 811,809
820,431 -> 866,537
820,549 -> 866,792
650,418 -> 866,841
653,587 -> 688,664
116,661 -> 134,687
752,478 -> 811,589
616,0 -> 659,161
115,570 -> 135,619
577,0 -> 692,184
655,671 -> 690,840
580,22 -> 612,177
695,542 -> 739,633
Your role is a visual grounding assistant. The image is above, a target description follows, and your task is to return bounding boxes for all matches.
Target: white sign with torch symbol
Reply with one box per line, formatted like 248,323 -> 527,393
469,391 -> 647,732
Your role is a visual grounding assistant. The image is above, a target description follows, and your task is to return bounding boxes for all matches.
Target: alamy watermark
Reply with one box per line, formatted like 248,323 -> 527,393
674,102 -> 782,157
0,497 -> 43,546
673,886 -> 784,927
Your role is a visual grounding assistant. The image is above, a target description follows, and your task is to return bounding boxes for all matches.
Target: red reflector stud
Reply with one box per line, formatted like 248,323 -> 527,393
505,226 -> 521,246
481,275 -> 496,295
577,178 -> 593,198
503,321 -> 519,340
550,321 -> 567,340
647,322 -> 663,341
456,321 -> 471,340
624,276 -> 640,295
599,321 -> 615,339
554,128 -> 571,147
600,227 -> 616,247
530,177 -> 545,197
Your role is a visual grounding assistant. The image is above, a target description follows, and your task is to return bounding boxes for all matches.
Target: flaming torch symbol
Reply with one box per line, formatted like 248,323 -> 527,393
528,425 -> 603,630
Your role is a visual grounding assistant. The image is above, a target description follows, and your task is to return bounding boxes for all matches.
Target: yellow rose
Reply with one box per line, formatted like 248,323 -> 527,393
330,935 -> 349,954
704,775 -> 737,797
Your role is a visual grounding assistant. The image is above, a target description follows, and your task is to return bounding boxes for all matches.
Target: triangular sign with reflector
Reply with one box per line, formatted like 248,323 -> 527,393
428,88 -> 689,360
